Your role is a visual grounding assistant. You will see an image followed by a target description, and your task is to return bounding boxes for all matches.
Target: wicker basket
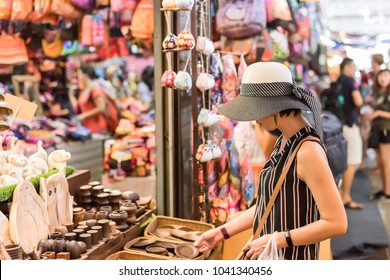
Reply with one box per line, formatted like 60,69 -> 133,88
106,250 -> 171,260
144,215 -> 214,240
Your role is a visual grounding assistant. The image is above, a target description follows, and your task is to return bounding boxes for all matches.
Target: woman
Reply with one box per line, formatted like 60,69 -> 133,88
194,62 -> 347,260
68,66 -> 108,134
136,66 -> 154,107
365,69 -> 390,200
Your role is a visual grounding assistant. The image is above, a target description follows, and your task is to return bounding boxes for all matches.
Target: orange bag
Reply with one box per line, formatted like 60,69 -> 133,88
0,32 -> 29,65
11,0 -> 33,20
51,0 -> 83,20
130,0 -> 154,40
0,0 -> 12,19
80,14 -> 93,46
30,0 -> 51,21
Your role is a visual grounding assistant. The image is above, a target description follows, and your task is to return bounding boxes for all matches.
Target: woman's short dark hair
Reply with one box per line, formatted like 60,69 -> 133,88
80,66 -> 98,80
141,66 -> 154,90
280,108 -> 301,117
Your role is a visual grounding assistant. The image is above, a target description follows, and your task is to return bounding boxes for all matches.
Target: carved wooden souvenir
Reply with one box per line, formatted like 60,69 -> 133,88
0,211 -> 11,245
29,140 -> 48,162
40,168 -> 73,233
9,181 -> 50,253
48,150 -> 71,170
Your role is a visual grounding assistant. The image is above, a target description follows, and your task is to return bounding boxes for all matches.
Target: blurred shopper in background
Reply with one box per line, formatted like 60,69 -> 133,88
68,66 -> 108,134
364,69 -> 390,200
337,58 -> 364,209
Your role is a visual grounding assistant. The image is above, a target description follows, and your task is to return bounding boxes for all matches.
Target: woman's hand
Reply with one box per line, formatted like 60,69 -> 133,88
366,110 -> 382,120
243,234 -> 273,260
193,228 -> 224,253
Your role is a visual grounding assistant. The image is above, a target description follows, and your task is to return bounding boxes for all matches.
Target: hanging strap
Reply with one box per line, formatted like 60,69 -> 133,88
253,135 -> 319,239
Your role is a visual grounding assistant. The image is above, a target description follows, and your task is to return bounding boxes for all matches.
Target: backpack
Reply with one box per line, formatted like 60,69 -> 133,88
216,0 -> 266,39
321,111 -> 348,186
320,81 -> 345,123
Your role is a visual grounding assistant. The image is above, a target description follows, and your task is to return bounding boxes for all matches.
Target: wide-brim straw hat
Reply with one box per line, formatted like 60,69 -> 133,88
218,62 -> 322,139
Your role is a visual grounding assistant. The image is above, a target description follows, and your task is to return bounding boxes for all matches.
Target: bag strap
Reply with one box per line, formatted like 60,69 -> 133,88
253,135 -> 318,239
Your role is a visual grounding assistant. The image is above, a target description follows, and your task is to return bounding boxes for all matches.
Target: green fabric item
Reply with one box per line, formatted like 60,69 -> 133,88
0,166 -> 75,202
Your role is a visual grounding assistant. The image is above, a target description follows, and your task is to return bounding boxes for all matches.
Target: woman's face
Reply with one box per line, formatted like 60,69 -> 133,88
377,71 -> 390,90
256,115 -> 277,131
78,71 -> 89,90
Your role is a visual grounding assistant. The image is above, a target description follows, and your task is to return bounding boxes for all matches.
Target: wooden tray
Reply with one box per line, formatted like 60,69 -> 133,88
106,250 -> 171,260
144,215 -> 213,240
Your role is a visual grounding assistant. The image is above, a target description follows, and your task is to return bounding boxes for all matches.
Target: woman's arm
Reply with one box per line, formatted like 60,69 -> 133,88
288,141 -> 348,247
77,95 -> 106,122
194,205 -> 256,252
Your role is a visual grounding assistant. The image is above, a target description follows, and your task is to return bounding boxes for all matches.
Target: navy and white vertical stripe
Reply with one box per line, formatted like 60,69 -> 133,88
253,126 -> 322,260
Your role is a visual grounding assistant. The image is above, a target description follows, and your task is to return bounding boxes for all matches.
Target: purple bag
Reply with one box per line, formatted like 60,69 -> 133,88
216,0 -> 266,39
71,0 -> 95,10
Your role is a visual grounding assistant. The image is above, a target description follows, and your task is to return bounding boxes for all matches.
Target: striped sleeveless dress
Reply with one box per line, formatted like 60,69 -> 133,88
253,126 -> 322,260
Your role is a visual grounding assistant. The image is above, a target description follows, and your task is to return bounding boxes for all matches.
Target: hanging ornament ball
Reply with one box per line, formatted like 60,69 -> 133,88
177,31 -> 195,49
161,70 -> 177,88
162,34 -> 178,50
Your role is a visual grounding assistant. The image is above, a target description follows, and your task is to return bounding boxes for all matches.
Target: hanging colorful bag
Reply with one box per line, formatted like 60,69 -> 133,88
0,0 -> 11,19
92,13 -> 105,46
130,0 -> 154,40
51,0 -> 83,20
81,14 -> 93,46
11,0 -> 33,20
216,0 -> 266,39
265,0 -> 292,23
30,0 -> 52,21
0,32 -> 29,65
71,0 -> 94,10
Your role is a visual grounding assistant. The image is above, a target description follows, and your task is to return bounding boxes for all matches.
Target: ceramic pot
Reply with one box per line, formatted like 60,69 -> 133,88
96,210 -> 108,220
53,238 -> 67,253
73,207 -> 86,225
91,226 -> 103,241
37,239 -> 52,257
79,233 -> 92,250
48,239 -> 56,250
87,230 -> 99,245
109,210 -> 128,224
86,219 -> 97,229
121,191 -> 140,202
84,210 -> 95,220
54,226 -> 68,237
120,202 -> 137,216
72,229 -> 85,240
64,232 -> 77,241
111,202 -> 120,211
96,193 -> 110,205
92,185 -> 104,196
66,240 -> 81,259
79,185 -> 92,196
81,195 -> 93,204
103,188 -> 111,193
110,190 -> 122,203
88,181 -> 101,187
78,241 -> 87,254
5,244 -> 23,260
77,225 -> 89,233
50,232 -> 63,240
97,219 -> 111,239
63,222 -> 75,233
99,206 -> 112,215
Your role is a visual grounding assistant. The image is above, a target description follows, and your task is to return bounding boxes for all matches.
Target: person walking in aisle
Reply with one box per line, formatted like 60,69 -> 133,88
68,66 -> 109,134
365,69 -> 390,200
194,62 -> 347,260
337,58 -> 364,209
